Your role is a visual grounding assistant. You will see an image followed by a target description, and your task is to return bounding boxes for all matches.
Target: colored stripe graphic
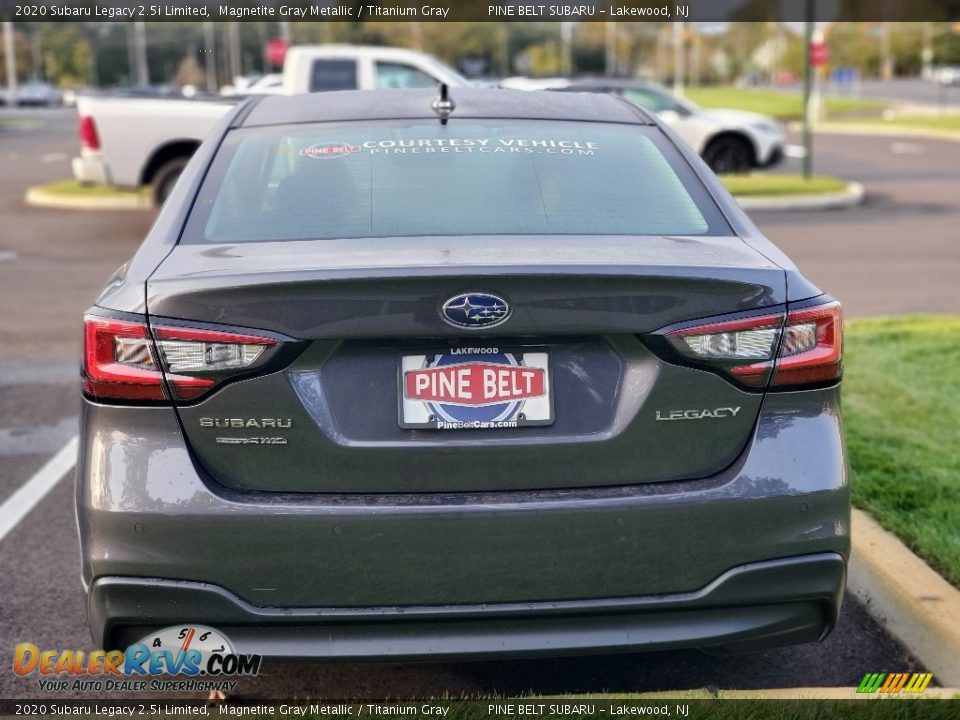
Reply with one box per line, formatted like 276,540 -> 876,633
857,672 -> 933,694
903,673 -> 933,694
857,673 -> 886,693
880,673 -> 908,693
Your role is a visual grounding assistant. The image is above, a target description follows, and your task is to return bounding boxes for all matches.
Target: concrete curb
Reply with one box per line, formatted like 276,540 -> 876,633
735,181 -> 865,212
848,508 -> 960,688
24,185 -> 151,212
789,121 -> 960,143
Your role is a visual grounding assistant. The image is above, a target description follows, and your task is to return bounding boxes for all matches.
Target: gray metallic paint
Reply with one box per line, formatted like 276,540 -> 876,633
177,337 -> 765,493
144,236 -> 785,337
77,387 -> 848,610
90,553 -> 845,657
79,89 -> 846,657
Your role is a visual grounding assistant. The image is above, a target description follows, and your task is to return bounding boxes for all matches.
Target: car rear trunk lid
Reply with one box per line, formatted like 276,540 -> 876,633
147,234 -> 785,493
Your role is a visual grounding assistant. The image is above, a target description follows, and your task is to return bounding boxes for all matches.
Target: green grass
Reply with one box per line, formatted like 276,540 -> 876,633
0,116 -> 34,130
720,173 -> 847,197
38,179 -> 148,199
844,316 -> 960,587
839,115 -> 960,133
685,86 -> 887,121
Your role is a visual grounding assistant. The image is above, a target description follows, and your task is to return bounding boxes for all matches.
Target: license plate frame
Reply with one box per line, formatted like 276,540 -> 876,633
398,347 -> 553,430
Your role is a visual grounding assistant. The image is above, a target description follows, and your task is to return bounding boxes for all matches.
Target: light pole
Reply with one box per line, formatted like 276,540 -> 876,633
656,24 -> 667,83
802,1 -> 814,181
128,21 -> 149,87
203,22 -> 216,92
227,22 -> 241,82
560,22 -> 573,76
880,22 -> 893,81
672,20 -> 684,97
605,22 -> 616,76
3,22 -> 16,103
30,25 -> 41,81
921,22 -> 933,80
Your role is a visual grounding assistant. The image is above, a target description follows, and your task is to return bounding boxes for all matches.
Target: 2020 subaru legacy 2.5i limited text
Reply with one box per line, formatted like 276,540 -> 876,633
77,88 -> 848,658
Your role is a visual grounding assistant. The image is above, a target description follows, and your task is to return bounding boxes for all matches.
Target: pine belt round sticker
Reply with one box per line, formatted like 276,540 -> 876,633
300,143 -> 361,159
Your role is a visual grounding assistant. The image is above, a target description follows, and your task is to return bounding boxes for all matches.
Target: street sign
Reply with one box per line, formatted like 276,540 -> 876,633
811,41 -> 829,68
265,38 -> 289,68
833,67 -> 857,83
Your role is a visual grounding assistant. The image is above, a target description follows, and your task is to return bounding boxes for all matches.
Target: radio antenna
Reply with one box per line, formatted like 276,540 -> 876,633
431,83 -> 455,125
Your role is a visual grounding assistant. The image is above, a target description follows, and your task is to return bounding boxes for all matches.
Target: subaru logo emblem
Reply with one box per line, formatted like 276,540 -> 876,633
441,293 -> 510,329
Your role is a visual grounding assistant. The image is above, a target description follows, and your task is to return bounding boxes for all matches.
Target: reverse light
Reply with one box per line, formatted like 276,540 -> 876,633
83,314 -> 281,403
669,313 -> 784,387
679,325 -> 779,360
151,326 -> 277,386
664,299 -> 843,389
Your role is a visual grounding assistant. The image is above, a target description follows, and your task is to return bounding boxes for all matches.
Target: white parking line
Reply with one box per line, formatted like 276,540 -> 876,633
890,142 -> 925,155
0,435 -> 78,543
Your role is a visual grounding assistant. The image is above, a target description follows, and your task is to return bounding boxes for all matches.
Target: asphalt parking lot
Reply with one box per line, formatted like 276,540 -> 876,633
4,108 -> 957,699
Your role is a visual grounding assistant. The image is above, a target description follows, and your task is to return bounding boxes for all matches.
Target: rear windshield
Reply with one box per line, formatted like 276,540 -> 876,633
183,119 -> 730,243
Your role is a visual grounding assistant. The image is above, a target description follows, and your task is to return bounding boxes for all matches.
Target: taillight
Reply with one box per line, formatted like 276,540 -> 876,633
83,316 -> 167,401
79,115 -> 100,151
661,299 -> 842,390
770,301 -> 843,387
83,313 -> 282,403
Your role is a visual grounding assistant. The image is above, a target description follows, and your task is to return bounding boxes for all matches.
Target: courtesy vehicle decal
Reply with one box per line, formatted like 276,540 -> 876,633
300,139 -> 599,157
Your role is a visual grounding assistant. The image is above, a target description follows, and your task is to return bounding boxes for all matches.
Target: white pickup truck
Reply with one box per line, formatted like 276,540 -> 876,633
73,45 -> 469,204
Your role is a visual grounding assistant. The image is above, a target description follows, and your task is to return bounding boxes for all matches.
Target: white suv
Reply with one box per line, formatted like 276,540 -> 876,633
504,77 -> 784,174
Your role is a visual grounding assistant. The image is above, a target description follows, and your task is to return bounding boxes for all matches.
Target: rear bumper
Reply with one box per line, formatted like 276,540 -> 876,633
71,150 -> 110,185
88,553 -> 846,660
78,386 -> 849,657
90,553 -> 845,658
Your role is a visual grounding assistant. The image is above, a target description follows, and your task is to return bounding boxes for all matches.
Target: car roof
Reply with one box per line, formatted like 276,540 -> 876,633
566,78 -> 665,91
240,87 -> 656,127
285,45 -> 440,62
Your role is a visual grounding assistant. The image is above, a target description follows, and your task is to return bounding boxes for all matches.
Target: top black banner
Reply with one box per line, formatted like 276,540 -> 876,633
2,0 -> 960,23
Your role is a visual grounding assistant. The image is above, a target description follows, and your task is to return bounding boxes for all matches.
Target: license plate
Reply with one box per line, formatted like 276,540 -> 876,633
399,348 -> 552,430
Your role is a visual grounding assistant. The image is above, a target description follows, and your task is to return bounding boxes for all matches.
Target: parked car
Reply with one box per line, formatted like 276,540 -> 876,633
222,73 -> 284,96
933,66 -> 960,86
72,45 -> 470,205
16,81 -> 62,107
503,77 -> 784,174
78,87 -> 848,658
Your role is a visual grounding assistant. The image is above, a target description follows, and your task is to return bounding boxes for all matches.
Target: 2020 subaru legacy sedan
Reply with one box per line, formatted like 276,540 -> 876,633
77,88 -> 848,658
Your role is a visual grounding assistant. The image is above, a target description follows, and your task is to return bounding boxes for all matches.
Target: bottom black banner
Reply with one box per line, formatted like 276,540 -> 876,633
0,699 -> 958,720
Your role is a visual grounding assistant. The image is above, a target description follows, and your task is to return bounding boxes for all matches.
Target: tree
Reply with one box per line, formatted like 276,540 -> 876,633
40,23 -> 92,86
